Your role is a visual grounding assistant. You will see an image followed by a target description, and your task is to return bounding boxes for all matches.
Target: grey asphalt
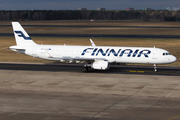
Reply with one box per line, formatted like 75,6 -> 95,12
0,90 -> 180,120
0,62 -> 179,76
1,33 -> 180,39
0,62 -> 180,120
1,25 -> 180,28
1,24 -> 180,38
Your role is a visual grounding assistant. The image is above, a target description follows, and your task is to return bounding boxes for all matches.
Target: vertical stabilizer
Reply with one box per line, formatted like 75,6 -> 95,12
12,22 -> 37,46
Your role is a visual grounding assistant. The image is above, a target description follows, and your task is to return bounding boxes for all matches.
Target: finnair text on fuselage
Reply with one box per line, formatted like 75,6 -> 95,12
81,48 -> 151,58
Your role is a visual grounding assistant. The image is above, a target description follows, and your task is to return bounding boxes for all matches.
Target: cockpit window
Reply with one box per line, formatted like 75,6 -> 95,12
163,53 -> 171,56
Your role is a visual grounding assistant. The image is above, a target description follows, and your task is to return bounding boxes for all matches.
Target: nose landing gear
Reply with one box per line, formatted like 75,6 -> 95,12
154,64 -> 157,72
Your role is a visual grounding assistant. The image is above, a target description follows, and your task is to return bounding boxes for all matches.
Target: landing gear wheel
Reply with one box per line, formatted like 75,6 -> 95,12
83,65 -> 89,72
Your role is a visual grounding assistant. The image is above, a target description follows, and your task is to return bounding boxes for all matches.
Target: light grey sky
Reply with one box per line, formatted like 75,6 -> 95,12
0,0 -> 180,10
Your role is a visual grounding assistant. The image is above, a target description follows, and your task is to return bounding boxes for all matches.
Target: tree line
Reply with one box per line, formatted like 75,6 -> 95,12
0,10 -> 180,21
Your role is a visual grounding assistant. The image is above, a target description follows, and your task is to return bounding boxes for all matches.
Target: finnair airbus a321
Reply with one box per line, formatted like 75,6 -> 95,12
10,22 -> 177,72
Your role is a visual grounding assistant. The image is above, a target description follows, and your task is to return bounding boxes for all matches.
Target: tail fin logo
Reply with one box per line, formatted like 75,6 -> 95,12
15,31 -> 32,40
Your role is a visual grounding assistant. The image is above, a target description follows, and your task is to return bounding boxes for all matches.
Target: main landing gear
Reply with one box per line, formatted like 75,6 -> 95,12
154,64 -> 158,72
83,65 -> 89,72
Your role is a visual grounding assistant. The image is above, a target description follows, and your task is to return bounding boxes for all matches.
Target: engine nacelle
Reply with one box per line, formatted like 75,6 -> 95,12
91,60 -> 109,70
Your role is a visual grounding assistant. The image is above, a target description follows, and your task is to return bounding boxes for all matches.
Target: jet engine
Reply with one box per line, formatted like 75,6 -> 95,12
91,60 -> 109,70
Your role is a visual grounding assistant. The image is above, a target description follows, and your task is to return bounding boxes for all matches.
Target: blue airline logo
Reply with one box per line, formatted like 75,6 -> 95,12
15,31 -> 32,40
81,48 -> 151,58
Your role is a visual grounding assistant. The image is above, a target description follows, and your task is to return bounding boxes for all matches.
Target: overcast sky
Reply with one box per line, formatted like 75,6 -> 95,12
0,0 -> 180,10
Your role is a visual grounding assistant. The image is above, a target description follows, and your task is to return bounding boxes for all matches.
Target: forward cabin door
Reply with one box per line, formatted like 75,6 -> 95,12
152,49 -> 157,59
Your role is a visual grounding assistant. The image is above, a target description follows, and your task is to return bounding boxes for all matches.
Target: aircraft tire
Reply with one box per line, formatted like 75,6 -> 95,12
83,66 -> 88,72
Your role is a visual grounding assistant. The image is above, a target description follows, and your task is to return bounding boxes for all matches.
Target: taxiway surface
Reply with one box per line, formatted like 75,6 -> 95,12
0,62 -> 180,76
0,62 -> 180,120
1,24 -> 180,39
1,33 -> 180,39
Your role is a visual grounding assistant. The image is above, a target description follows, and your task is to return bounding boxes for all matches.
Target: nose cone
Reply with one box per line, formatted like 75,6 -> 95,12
169,55 -> 177,63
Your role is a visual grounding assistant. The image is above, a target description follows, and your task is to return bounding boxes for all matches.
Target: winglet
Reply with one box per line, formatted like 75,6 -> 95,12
90,39 -> 96,46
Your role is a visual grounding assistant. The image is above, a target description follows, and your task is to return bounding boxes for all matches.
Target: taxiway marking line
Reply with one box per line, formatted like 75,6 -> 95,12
167,115 -> 180,120
126,70 -> 178,75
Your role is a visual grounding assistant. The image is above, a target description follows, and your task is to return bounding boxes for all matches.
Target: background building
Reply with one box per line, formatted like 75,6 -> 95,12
167,6 -> 180,11
143,8 -> 152,10
126,8 -> 134,10
97,8 -> 106,11
78,8 -> 87,10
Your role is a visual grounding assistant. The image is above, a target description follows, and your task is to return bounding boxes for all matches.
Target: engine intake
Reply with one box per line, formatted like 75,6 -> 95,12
91,60 -> 109,70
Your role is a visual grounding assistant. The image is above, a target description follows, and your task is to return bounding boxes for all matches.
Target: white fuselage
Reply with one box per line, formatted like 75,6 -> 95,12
17,45 -> 176,64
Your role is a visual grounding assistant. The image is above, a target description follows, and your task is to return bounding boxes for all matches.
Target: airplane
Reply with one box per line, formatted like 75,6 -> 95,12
9,22 -> 177,72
